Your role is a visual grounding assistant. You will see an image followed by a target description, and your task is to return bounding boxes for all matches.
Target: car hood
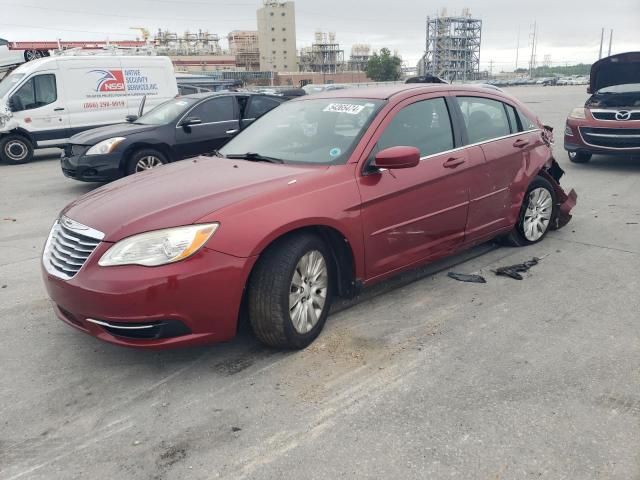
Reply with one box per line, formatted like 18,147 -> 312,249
590,51 -> 640,93
61,157 -> 326,242
70,123 -> 159,145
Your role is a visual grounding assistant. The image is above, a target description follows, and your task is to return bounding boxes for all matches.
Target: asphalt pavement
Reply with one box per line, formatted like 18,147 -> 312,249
1,85 -> 639,480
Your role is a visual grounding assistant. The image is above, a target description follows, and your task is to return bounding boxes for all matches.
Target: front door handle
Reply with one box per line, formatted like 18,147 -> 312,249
443,157 -> 465,169
513,138 -> 530,148
226,129 -> 239,135
54,107 -> 65,112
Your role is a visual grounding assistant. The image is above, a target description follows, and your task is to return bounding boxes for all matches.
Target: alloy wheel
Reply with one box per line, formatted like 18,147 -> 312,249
134,156 -> 164,172
523,187 -> 553,242
289,250 -> 328,334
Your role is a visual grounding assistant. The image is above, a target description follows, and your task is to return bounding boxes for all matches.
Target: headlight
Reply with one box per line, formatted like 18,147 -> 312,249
569,108 -> 586,119
86,137 -> 126,156
99,224 -> 219,267
564,125 -> 574,136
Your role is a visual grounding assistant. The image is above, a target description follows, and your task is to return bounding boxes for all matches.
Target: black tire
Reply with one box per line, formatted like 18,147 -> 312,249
125,149 -> 168,176
248,233 -> 334,349
501,176 -> 557,247
568,151 -> 592,163
24,50 -> 39,62
0,134 -> 34,164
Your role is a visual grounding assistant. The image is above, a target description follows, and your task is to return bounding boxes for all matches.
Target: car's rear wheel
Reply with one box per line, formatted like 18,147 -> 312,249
0,134 -> 34,164
501,176 -> 557,247
248,233 -> 333,349
568,151 -> 592,163
126,149 -> 167,175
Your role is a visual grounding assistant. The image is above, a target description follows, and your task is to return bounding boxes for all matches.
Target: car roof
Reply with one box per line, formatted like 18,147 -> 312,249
297,83 -> 506,101
179,91 -> 283,101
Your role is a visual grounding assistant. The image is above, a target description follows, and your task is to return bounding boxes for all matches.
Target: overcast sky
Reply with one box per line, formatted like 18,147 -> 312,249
0,0 -> 638,71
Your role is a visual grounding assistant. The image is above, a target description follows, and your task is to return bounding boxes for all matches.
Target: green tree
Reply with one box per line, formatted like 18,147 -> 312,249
366,48 -> 402,82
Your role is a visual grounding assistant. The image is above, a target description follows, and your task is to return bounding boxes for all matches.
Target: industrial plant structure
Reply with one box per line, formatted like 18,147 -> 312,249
154,29 -> 222,56
257,0 -> 298,72
420,8 -> 482,81
299,32 -> 344,74
348,44 -> 371,72
228,30 -> 260,71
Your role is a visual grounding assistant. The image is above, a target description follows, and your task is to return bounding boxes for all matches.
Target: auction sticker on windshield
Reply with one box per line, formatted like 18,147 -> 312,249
323,103 -> 365,115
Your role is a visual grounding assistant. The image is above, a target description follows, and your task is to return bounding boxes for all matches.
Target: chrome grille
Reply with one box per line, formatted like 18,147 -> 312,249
591,110 -> 640,121
43,216 -> 104,280
579,127 -> 640,150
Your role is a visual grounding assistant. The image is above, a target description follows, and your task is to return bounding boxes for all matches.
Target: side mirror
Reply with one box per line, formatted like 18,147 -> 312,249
125,115 -> 138,123
374,146 -> 420,170
8,96 -> 22,112
179,116 -> 202,127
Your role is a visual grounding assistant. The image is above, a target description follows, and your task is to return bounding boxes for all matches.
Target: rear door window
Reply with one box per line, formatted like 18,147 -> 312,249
517,109 -> 538,131
504,104 -> 520,133
377,97 -> 454,157
246,96 -> 282,119
188,96 -> 236,123
456,96 -> 511,144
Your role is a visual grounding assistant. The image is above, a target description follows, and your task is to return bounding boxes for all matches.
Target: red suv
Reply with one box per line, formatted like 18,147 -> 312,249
565,51 -> 640,163
42,85 -> 577,350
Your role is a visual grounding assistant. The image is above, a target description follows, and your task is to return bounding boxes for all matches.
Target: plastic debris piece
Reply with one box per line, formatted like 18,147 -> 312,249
493,257 -> 540,280
447,272 -> 487,284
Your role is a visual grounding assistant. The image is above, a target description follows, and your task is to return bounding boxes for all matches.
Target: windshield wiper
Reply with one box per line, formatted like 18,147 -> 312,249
225,152 -> 285,164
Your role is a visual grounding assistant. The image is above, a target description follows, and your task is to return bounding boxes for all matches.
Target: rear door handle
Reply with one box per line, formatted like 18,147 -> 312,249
54,107 -> 65,112
513,138 -> 530,148
443,157 -> 465,169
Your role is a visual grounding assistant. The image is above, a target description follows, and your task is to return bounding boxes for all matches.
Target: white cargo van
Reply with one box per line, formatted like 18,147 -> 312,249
0,55 -> 178,164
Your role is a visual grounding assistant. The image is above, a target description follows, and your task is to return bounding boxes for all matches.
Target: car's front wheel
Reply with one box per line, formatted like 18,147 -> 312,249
0,134 -> 34,164
248,233 -> 333,349
125,149 -> 168,175
568,151 -> 592,163
501,176 -> 557,247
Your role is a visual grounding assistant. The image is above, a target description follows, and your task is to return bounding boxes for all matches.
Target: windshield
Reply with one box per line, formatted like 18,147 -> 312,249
0,73 -> 26,98
220,98 -> 384,165
135,98 -> 197,125
597,83 -> 640,94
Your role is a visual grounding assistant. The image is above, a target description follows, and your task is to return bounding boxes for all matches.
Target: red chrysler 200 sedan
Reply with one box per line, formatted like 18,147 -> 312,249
42,84 -> 577,350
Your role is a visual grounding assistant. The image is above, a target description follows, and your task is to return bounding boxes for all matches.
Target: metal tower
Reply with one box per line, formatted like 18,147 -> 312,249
423,8 -> 482,81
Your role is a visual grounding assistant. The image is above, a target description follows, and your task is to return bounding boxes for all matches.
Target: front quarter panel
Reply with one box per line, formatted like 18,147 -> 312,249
200,164 -> 366,279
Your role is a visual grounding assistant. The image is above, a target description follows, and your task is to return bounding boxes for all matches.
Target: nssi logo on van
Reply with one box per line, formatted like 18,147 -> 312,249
90,70 -> 126,92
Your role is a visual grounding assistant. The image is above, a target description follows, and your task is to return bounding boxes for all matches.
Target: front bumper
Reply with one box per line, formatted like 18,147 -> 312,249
42,242 -> 255,349
564,117 -> 640,155
60,147 -> 124,182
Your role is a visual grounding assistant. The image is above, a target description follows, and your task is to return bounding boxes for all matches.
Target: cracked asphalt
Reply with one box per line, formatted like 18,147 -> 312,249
1,85 -> 639,480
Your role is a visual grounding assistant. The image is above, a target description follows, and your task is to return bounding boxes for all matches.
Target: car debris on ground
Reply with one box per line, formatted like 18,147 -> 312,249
492,257 -> 541,280
447,272 -> 487,284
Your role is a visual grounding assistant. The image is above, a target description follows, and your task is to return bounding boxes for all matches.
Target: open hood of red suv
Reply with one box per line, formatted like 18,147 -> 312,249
589,51 -> 640,93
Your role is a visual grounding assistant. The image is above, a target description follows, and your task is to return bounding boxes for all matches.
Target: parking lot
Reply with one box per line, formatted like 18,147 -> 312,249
1,84 -> 639,479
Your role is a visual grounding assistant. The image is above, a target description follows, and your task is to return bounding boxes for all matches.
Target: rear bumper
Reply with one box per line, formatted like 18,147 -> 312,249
61,149 -> 123,182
